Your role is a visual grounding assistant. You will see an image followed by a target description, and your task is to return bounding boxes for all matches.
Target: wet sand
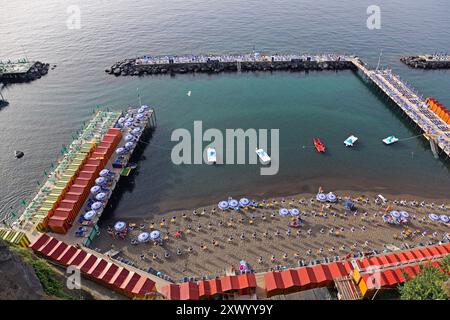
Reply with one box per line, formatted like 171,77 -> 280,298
92,190 -> 450,282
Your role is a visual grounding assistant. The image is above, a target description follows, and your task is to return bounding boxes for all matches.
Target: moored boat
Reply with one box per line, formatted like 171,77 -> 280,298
313,138 -> 326,153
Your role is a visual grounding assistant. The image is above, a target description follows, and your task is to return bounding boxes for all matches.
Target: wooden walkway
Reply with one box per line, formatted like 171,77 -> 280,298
351,58 -> 450,158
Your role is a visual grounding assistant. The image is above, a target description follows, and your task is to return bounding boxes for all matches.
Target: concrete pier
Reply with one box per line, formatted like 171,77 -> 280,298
352,58 -> 450,159
0,60 -> 50,83
401,55 -> 450,69
106,53 -> 356,76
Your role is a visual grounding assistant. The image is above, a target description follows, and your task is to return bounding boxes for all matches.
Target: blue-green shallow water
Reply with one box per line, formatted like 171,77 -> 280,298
0,0 -> 449,219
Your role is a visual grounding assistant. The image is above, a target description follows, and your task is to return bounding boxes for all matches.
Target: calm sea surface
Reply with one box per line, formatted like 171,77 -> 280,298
1,0 -> 449,220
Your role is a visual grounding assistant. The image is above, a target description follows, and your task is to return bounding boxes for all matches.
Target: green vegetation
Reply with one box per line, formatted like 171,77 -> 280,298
11,246 -> 74,300
399,255 -> 450,300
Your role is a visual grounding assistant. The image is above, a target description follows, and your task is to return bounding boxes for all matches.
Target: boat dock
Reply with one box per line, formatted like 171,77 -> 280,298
11,107 -> 156,246
351,58 -> 450,158
0,59 -> 50,83
107,53 -> 356,76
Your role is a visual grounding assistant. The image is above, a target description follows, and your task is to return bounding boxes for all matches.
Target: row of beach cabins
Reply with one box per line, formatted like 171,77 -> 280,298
14,111 -> 121,230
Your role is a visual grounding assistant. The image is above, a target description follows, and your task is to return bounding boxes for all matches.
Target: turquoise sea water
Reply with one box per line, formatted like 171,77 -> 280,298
0,0 -> 449,219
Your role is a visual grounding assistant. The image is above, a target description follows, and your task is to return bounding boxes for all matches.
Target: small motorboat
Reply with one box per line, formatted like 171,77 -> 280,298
207,147 -> 217,164
383,135 -> 399,145
344,135 -> 358,147
256,148 -> 271,164
187,90 -> 192,97
313,138 -> 325,153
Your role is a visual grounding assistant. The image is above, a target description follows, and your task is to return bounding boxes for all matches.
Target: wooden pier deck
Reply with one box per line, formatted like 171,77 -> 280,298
351,58 -> 450,158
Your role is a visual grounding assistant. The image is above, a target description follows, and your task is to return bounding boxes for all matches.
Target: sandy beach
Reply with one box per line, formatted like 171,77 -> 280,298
92,190 -> 450,282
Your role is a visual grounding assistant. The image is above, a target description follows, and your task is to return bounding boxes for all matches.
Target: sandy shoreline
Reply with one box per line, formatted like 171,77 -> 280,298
91,189 -> 450,282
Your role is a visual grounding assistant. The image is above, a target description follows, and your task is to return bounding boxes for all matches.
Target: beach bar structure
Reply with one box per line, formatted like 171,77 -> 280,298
351,58 -> 450,159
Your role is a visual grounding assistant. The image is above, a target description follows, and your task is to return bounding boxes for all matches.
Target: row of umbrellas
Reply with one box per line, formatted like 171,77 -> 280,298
390,210 -> 410,219
136,230 -> 161,243
279,208 -> 300,217
429,213 -> 449,223
218,198 -> 256,210
84,169 -> 115,220
316,192 -> 337,203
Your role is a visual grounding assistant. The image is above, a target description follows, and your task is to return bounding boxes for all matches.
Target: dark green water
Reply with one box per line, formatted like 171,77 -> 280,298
0,0 -> 449,219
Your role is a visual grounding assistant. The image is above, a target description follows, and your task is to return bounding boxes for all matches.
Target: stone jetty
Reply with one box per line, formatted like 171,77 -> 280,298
0,60 -> 51,84
106,53 -> 356,77
401,55 -> 450,69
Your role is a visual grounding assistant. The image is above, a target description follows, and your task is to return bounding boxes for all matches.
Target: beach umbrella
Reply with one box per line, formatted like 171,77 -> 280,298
115,147 -> 127,155
279,208 -> 289,216
95,177 -> 107,185
90,185 -> 101,195
390,211 -> 401,218
114,221 -> 127,232
99,169 -> 110,177
118,117 -> 126,124
136,113 -> 145,120
150,230 -> 161,240
316,193 -> 327,202
400,211 -> 409,218
125,121 -> 134,127
125,142 -> 135,149
218,201 -> 229,210
440,215 -> 449,223
95,192 -> 107,201
290,208 -> 300,216
138,232 -> 151,243
125,134 -> 135,142
228,199 -> 239,208
326,192 -> 337,203
83,210 -> 97,221
239,198 -> 250,207
429,213 -> 439,221
131,127 -> 142,135
91,201 -> 103,211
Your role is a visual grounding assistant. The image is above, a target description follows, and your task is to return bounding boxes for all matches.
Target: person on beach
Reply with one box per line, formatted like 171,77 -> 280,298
258,256 -> 263,264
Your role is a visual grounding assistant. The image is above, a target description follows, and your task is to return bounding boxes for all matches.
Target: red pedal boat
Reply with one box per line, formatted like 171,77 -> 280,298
313,137 -> 326,153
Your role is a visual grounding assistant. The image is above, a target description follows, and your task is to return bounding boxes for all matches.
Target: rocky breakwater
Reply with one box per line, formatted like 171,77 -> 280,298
0,61 -> 51,84
401,56 -> 450,69
106,59 -> 355,77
